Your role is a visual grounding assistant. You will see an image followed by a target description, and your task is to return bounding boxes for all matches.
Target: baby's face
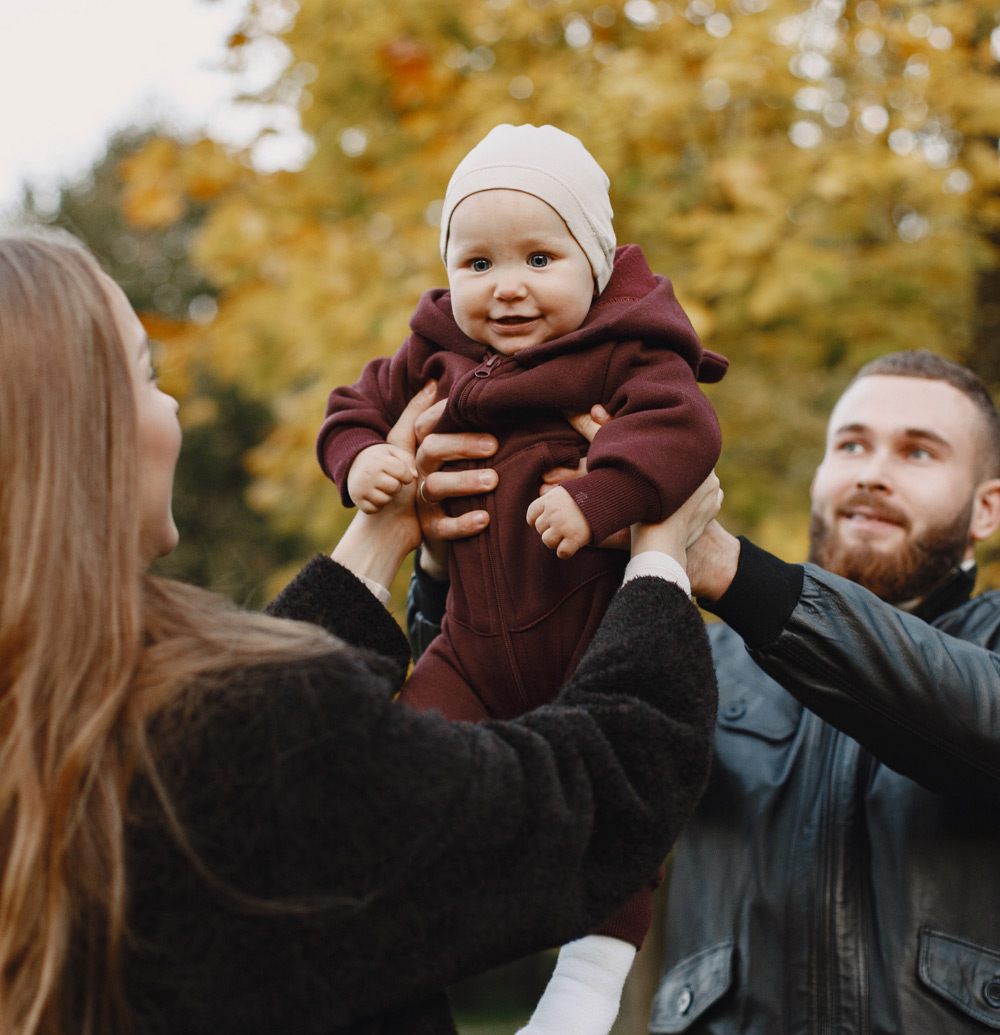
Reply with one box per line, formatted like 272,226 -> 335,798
446,189 -> 596,354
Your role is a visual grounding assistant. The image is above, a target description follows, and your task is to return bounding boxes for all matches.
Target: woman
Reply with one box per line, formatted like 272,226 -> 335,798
0,233 -> 719,1035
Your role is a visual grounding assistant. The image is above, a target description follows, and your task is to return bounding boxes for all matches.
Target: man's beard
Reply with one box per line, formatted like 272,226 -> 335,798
808,491 -> 972,604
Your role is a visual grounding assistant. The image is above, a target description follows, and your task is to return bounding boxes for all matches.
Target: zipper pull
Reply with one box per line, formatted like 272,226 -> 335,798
474,352 -> 502,378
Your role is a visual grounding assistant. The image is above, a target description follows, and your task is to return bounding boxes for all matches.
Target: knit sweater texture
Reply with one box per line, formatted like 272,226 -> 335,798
121,556 -> 717,1034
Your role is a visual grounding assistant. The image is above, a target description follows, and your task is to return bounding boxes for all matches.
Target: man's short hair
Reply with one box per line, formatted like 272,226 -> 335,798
850,349 -> 1000,479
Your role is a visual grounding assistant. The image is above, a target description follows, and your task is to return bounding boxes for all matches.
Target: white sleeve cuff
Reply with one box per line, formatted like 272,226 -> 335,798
516,935 -> 636,1035
624,551 -> 691,598
356,574 -> 391,606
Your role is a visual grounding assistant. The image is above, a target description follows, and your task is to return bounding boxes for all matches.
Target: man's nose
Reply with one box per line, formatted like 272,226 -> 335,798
855,449 -> 891,490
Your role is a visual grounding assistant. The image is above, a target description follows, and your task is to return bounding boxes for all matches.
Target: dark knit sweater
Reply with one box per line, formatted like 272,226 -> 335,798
121,557 -> 717,1034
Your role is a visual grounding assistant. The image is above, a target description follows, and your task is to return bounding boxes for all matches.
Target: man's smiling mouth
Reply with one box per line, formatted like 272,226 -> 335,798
841,508 -> 906,528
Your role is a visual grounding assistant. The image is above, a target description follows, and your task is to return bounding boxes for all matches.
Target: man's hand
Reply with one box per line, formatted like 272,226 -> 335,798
685,519 -> 741,601
347,442 -> 417,514
526,486 -> 593,559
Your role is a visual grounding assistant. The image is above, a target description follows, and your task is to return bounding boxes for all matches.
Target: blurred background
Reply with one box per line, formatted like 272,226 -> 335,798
3,0 -> 1000,1028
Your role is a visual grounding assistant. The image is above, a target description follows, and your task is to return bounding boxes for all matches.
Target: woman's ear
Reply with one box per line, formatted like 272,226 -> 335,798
969,478 -> 1000,543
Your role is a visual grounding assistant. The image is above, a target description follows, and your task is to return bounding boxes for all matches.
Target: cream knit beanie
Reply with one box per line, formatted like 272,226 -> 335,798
439,124 -> 616,295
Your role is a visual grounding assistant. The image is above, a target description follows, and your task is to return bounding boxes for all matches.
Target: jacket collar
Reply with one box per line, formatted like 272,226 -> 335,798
911,564 -> 977,623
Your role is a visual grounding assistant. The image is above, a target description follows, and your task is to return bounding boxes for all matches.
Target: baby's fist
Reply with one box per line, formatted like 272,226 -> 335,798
348,443 -> 416,513
526,486 -> 592,559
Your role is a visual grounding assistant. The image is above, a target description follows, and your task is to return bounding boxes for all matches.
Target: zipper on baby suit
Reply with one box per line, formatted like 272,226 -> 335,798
457,351 -> 505,410
483,484 -> 529,710
477,351 -> 504,374
461,351 -> 527,709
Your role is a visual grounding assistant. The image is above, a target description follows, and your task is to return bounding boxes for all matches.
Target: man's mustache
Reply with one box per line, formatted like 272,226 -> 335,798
836,490 -> 910,531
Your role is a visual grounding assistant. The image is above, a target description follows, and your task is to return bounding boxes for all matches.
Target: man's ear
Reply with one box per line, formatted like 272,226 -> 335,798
970,478 -> 1000,542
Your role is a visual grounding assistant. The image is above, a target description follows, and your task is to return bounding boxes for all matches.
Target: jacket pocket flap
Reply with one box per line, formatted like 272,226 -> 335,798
649,938 -> 734,1033
716,688 -> 799,743
918,928 -> 1000,1029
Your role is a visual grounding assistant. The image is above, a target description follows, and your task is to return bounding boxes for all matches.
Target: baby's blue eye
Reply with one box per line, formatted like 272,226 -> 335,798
528,253 -> 550,268
470,258 -> 491,272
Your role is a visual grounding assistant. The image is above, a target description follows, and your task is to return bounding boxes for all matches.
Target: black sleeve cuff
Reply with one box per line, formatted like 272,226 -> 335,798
267,554 -> 411,670
698,537 -> 804,648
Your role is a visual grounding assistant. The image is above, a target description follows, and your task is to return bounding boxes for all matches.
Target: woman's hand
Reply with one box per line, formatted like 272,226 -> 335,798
565,403 -> 612,444
412,407 -> 498,580
630,471 -> 723,563
332,382 -> 500,587
552,406 -> 725,567
540,405 -> 631,550
537,404 -> 613,494
331,382 -> 442,588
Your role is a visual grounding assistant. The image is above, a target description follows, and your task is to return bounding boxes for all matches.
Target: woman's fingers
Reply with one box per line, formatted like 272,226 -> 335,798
416,429 -> 498,479
421,508 -> 491,541
564,403 -> 612,443
630,471 -> 723,561
387,381 -> 440,454
419,467 -> 498,504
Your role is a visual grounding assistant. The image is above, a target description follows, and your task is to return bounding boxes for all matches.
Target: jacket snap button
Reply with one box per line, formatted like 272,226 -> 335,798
722,699 -> 746,721
676,986 -> 693,1015
984,978 -> 1000,1008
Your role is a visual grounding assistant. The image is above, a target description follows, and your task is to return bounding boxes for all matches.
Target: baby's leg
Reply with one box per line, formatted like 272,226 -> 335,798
594,878 -> 660,949
398,636 -> 494,721
516,934 -> 637,1035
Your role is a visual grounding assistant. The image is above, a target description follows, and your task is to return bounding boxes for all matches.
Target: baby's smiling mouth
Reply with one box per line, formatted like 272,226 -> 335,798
491,314 -> 538,325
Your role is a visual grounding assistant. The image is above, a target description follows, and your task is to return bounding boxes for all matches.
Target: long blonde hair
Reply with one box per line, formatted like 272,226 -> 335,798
0,234 -> 337,1034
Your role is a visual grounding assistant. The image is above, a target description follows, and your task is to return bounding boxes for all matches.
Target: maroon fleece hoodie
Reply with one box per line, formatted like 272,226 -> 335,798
319,243 -> 726,709
320,245 -> 725,538
318,243 -> 726,948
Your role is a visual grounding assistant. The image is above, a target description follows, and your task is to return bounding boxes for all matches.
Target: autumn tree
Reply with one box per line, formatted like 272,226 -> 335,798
120,0 -> 1000,594
15,127 -> 310,605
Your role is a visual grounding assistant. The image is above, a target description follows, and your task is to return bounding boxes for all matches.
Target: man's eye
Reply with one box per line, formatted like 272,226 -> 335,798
528,253 -> 550,268
838,441 -> 864,454
470,258 -> 491,272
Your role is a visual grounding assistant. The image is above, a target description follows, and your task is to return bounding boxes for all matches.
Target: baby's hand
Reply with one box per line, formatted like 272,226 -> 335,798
526,485 -> 592,559
347,443 -> 417,514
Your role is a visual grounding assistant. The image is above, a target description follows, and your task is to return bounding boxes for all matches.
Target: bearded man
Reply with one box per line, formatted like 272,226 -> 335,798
648,350 -> 1000,1035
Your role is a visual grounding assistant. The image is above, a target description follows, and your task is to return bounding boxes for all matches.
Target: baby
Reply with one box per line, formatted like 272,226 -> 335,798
318,123 -> 727,1034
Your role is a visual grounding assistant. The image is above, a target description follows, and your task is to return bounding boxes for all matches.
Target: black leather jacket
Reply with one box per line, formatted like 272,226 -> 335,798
651,540 -> 1000,1034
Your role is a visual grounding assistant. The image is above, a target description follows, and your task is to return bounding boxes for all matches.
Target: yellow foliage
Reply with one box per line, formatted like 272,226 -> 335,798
179,139 -> 246,202
119,0 -> 1000,562
120,137 -> 186,229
